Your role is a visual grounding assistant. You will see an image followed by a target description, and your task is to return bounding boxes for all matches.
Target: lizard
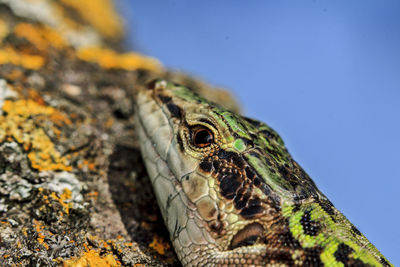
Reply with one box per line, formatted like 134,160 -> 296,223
134,79 -> 392,266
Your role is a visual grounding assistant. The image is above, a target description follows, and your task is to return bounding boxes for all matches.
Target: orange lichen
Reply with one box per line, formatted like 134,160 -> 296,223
14,23 -> 66,51
34,220 -> 49,250
0,46 -> 44,69
87,191 -> 99,200
0,99 -> 72,171
63,250 -> 120,267
78,159 -> 96,171
50,188 -> 72,215
88,162 -> 95,170
77,47 -> 163,72
50,112 -> 72,126
4,69 -> 24,81
27,89 -> 45,104
60,0 -> 122,38
105,118 -> 114,128
0,18 -> 8,43
149,235 -> 170,255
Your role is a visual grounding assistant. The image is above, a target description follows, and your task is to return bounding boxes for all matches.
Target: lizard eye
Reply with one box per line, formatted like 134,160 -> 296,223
191,125 -> 214,148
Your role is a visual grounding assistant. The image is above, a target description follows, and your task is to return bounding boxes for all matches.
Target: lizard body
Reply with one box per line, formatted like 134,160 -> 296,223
134,79 -> 391,267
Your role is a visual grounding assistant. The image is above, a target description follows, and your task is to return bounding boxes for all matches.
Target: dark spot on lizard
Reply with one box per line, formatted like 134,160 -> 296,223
158,94 -> 172,103
240,137 -> 254,147
267,221 -> 302,249
219,173 -> 242,199
146,79 -> 158,90
334,243 -> 356,265
318,199 -> 337,222
243,116 -> 262,127
240,201 -> 264,219
279,226 -> 302,249
234,198 -> 246,210
217,150 -> 245,169
260,129 -> 278,141
292,204 -> 301,213
166,103 -> 182,118
199,160 -> 213,173
245,166 -> 256,180
253,176 -> 264,187
212,160 -> 221,172
209,220 -> 224,235
380,256 -> 391,267
303,247 -> 324,267
351,225 -> 362,236
300,209 -> 321,236
234,189 -> 251,210
249,133 -> 258,140
177,134 -> 184,152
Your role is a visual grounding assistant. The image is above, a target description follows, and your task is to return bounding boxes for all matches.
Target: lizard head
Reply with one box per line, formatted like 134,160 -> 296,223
135,79 -> 327,265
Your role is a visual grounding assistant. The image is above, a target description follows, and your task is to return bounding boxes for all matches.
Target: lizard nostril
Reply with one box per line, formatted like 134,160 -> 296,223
146,79 -> 167,91
146,79 -> 158,90
229,222 -> 264,250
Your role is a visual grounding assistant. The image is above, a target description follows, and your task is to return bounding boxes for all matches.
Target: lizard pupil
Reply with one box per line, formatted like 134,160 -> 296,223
192,126 -> 214,147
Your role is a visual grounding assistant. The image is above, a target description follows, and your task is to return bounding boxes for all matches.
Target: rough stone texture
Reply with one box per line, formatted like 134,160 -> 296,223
0,0 -> 239,266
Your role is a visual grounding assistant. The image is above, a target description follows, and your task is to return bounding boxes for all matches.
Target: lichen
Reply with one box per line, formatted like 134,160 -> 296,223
149,235 -> 170,255
39,171 -> 83,203
0,18 -> 8,42
14,23 -> 67,51
0,79 -> 18,110
0,99 -> 72,171
77,47 -> 163,72
0,46 -> 45,69
63,249 -> 120,267
1,0 -> 102,48
60,0 -> 122,38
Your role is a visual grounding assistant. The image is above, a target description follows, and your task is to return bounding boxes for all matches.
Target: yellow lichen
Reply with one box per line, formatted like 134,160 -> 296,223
77,47 -> 163,72
34,220 -> 49,250
60,0 -> 122,38
14,23 -> 66,51
0,18 -> 8,43
50,188 -> 72,215
4,69 -> 24,82
149,235 -> 170,255
78,159 -> 96,171
63,250 -> 120,267
0,46 -> 44,69
87,191 -> 99,200
0,99 -> 72,171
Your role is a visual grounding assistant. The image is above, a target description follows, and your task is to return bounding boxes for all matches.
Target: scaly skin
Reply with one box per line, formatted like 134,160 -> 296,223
134,80 -> 392,267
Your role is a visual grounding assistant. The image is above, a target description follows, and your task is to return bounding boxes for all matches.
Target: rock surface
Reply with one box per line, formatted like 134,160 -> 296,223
0,0 -> 239,266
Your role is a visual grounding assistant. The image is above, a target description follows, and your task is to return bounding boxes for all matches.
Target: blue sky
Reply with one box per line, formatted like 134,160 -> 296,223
117,1 -> 400,264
